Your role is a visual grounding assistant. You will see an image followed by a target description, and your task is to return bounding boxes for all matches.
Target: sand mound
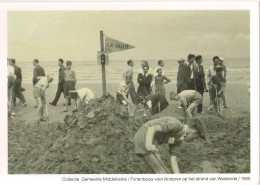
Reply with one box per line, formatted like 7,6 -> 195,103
8,94 -> 250,174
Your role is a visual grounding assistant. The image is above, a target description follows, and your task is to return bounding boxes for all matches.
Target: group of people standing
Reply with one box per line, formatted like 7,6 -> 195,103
117,54 -> 227,118
124,56 -> 227,174
116,59 -> 172,117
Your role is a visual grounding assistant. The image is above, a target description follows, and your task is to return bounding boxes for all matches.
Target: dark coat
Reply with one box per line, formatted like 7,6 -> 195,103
137,73 -> 153,98
59,65 -> 66,84
194,63 -> 206,92
146,93 -> 169,115
13,65 -> 22,86
177,63 -> 191,92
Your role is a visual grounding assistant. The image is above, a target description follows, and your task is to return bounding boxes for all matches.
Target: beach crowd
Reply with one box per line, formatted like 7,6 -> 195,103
7,54 -> 228,174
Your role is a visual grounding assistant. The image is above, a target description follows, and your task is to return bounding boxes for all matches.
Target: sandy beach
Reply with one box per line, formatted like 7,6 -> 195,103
11,76 -> 250,125
8,77 -> 250,174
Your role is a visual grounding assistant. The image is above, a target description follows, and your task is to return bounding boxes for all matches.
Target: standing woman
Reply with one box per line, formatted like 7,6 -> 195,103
154,68 -> 171,97
137,64 -> 153,99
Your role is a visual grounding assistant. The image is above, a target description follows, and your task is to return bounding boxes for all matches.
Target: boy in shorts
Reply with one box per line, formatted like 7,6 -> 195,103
33,76 -> 53,124
169,90 -> 202,119
208,65 -> 226,117
68,87 -> 94,111
63,61 -> 77,112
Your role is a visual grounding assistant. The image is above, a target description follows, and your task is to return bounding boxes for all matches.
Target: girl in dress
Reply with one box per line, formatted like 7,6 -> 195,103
155,68 -> 171,97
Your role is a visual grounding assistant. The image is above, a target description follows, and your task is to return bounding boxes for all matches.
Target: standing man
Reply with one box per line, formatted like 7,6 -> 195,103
122,59 -> 137,104
176,58 -> 190,93
186,54 -> 196,90
207,56 -> 220,110
33,59 -> 45,108
219,57 -> 227,108
8,58 -> 16,118
49,59 -> 66,106
10,59 -> 27,107
194,55 -> 207,113
63,61 -> 77,112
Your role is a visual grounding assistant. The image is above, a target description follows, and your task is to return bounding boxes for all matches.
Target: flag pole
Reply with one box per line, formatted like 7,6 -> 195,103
100,30 -> 106,95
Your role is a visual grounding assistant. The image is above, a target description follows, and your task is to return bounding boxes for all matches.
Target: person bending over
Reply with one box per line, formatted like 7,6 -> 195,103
33,76 -> 53,124
68,87 -> 94,111
134,116 -> 200,174
169,90 -> 202,118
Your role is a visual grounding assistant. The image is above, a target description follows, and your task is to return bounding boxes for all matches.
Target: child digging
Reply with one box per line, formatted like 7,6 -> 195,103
208,65 -> 226,117
33,75 -> 53,124
134,117 -> 204,174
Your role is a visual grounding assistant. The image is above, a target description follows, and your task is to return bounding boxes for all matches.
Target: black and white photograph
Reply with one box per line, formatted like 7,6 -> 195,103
0,1 -> 259,185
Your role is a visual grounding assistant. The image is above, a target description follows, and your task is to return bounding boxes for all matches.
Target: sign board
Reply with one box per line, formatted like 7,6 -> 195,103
97,51 -> 109,65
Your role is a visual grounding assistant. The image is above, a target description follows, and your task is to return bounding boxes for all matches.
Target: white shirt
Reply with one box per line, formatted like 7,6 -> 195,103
76,88 -> 94,104
207,66 -> 217,83
178,90 -> 198,107
35,77 -> 49,91
8,65 -> 15,77
117,81 -> 129,97
122,65 -> 133,80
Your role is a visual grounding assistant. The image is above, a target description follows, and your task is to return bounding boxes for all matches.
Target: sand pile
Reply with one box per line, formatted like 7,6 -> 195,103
8,95 -> 250,174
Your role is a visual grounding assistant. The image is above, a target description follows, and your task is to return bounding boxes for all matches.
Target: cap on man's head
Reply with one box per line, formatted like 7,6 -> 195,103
33,59 -> 39,63
177,58 -> 185,63
219,57 -> 224,61
195,55 -> 202,61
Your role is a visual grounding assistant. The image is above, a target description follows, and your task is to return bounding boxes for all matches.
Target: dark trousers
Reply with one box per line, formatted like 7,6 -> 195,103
151,96 -> 169,115
51,82 -> 66,105
12,84 -> 26,106
129,81 -> 137,104
189,78 -> 196,90
197,87 -> 204,112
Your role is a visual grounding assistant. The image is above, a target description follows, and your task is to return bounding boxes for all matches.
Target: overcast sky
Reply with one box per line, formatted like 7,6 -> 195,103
8,10 -> 249,62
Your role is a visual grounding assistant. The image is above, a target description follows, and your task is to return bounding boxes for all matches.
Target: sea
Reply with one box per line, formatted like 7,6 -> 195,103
19,58 -> 250,85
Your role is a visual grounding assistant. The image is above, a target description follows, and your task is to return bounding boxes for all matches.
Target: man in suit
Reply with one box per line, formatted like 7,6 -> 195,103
49,59 -> 67,106
9,59 -> 27,107
177,58 -> 189,93
194,55 -> 208,113
186,54 -> 196,90
33,59 -> 45,108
